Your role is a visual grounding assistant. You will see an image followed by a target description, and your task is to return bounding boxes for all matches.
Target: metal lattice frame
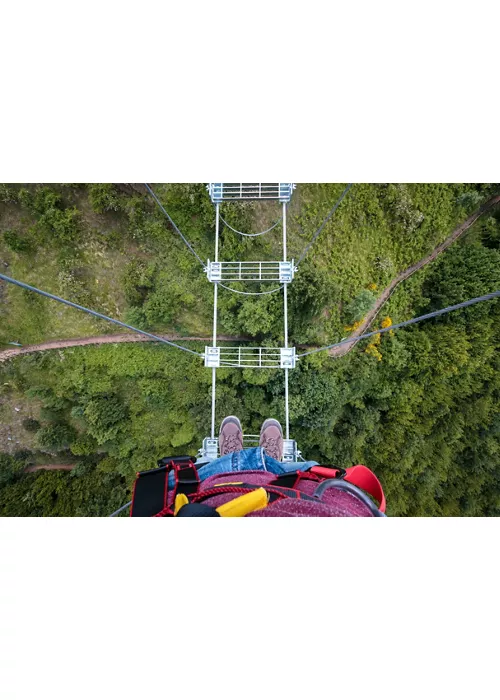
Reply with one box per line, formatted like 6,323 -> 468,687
206,260 -> 295,283
204,346 -> 296,369
207,183 -> 295,203
203,183 -> 299,462
197,436 -> 301,464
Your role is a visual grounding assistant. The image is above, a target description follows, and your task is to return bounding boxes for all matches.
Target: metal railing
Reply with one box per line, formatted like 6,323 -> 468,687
205,346 -> 296,369
207,183 -> 295,202
206,260 -> 294,283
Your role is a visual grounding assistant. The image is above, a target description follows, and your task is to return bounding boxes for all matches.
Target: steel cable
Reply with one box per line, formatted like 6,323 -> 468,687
0,274 -> 203,358
296,291 -> 500,358
144,183 -> 205,267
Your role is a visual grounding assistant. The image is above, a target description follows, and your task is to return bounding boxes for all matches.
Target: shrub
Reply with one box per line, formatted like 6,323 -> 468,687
124,306 -> 148,328
22,417 -> 41,433
88,184 -> 121,214
17,187 -> 34,209
122,259 -> 156,306
18,187 -> 81,244
3,229 -> 33,253
0,184 -> 17,203
344,290 -> 376,324
458,190 -> 484,211
38,206 -> 80,243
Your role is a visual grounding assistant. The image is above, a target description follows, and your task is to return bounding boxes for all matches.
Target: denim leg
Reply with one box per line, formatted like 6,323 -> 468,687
262,453 -> 319,475
167,448 -> 318,488
167,448 -> 265,488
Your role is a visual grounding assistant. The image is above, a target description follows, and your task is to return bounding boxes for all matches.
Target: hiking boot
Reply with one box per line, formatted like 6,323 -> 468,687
260,418 -> 283,461
219,415 -> 243,456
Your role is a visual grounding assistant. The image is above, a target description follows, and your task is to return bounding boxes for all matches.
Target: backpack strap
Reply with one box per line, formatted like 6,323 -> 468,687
130,456 -> 197,517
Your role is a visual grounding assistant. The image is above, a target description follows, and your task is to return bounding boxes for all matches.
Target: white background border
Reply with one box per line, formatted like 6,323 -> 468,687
1,1 -> 499,697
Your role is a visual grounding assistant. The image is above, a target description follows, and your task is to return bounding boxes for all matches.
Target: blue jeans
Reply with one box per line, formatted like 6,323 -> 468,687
168,447 -> 318,488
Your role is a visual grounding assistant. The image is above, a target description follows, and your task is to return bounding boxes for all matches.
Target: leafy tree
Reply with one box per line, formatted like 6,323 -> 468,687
82,395 -> 127,445
0,453 -> 25,488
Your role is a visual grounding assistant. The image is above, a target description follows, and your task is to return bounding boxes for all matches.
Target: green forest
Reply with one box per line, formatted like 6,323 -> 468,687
0,183 -> 499,516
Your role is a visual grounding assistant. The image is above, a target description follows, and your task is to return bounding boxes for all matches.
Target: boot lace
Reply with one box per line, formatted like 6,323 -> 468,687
222,434 -> 242,455
262,437 -> 280,460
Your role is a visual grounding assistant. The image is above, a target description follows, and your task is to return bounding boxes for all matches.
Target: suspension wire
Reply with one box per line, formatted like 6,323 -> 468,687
0,274 -> 203,358
218,283 -> 284,296
220,214 -> 283,237
296,291 -> 500,359
296,183 -> 353,265
109,500 -> 132,517
144,183 -> 205,268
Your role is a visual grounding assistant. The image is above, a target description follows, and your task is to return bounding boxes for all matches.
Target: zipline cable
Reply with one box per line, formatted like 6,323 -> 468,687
296,183 -> 353,265
296,291 -> 500,358
109,500 -> 132,517
144,183 -> 205,268
0,274 -> 203,358
220,214 -> 283,237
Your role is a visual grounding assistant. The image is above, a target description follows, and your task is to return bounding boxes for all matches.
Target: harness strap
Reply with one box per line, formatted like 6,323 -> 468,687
130,455 -> 198,517
268,471 -> 321,489
176,464 -> 200,496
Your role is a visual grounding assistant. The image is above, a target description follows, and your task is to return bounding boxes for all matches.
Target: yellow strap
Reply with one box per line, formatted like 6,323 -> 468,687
174,493 -> 189,515
216,488 -> 268,517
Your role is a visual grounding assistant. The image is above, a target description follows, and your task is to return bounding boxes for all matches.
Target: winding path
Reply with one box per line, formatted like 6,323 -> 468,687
25,463 -> 75,473
328,192 -> 500,357
0,333 -> 249,363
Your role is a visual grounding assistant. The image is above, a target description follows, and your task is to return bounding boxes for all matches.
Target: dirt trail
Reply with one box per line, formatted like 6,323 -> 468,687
0,333 -> 249,363
328,193 -> 500,357
25,463 -> 75,473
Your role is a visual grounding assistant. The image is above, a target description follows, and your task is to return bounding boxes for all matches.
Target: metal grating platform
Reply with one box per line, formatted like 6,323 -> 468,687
208,183 -> 295,203
205,346 -> 296,369
197,436 -> 301,464
206,260 -> 295,283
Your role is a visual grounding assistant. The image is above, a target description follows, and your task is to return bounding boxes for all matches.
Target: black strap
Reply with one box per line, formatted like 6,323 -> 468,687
176,464 -> 200,496
268,472 -> 301,489
131,457 -> 198,517
176,503 -> 220,517
130,467 -> 168,517
268,470 -> 323,490
157,455 -> 194,468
